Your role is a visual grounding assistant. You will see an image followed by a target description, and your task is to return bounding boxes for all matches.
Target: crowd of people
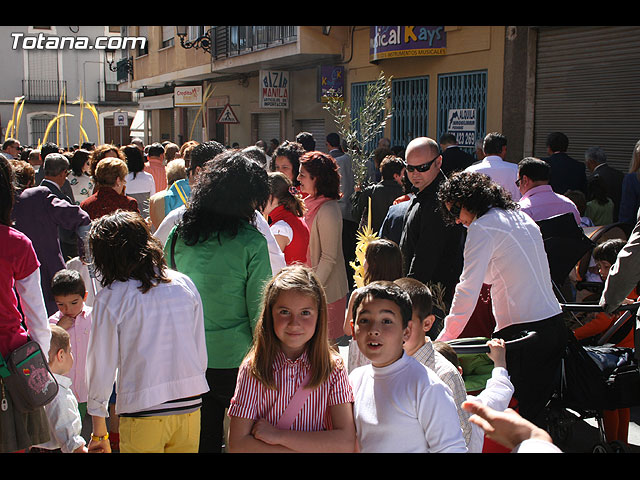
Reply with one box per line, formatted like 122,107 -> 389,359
1,128 -> 639,454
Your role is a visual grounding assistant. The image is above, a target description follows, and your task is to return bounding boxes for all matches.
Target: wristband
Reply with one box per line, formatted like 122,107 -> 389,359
91,432 -> 109,442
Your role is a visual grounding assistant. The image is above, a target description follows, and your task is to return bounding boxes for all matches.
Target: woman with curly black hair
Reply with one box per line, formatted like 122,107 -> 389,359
298,151 -> 349,343
436,171 -> 567,428
165,150 -> 273,453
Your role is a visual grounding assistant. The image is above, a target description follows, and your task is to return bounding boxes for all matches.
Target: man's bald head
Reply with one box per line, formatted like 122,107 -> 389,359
406,137 -> 440,159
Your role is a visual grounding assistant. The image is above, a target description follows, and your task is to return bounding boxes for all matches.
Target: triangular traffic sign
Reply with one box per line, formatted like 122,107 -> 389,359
217,104 -> 239,124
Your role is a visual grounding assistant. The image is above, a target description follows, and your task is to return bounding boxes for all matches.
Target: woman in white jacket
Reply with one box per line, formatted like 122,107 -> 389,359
436,171 -> 567,428
85,210 -> 208,453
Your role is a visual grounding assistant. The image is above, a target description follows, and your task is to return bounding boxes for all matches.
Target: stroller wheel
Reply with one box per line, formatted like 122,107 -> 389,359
592,442 -> 614,453
609,440 -> 631,453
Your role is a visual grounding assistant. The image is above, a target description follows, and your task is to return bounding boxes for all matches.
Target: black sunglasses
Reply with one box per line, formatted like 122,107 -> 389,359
406,152 -> 440,173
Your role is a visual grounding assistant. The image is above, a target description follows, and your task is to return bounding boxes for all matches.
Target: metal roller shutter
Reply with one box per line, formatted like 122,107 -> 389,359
533,26 -> 640,172
257,112 -> 281,145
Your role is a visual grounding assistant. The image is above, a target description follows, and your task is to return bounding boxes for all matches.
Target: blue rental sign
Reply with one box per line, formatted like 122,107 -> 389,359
370,26 -> 446,61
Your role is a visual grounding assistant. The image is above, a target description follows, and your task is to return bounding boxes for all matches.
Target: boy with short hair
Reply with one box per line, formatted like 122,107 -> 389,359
433,339 -> 515,453
31,325 -> 87,453
49,269 -> 92,440
349,281 -> 467,453
395,277 -> 473,448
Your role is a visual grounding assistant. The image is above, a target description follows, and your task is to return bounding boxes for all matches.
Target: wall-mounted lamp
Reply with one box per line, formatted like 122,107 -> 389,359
176,26 -> 213,54
106,50 -> 133,75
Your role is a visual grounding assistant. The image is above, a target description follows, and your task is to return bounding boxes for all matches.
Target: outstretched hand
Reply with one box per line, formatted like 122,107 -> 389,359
462,400 -> 554,450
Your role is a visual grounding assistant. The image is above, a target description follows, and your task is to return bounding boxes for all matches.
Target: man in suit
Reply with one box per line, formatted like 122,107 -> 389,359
585,146 -> 624,222
439,133 -> 475,176
11,179 -> 90,316
542,132 -> 588,196
327,133 -> 357,281
40,153 -> 79,261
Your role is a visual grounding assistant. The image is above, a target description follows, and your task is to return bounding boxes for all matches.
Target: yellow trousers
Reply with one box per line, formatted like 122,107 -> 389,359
118,409 -> 201,453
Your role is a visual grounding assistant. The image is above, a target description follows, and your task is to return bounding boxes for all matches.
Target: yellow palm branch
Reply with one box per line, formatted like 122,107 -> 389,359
15,97 -> 26,140
5,95 -> 24,141
79,125 -> 90,144
83,102 -> 101,144
41,113 -> 74,146
189,84 -> 215,141
349,197 -> 379,288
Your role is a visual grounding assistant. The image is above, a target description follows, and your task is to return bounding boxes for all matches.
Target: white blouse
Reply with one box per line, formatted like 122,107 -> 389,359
437,207 -> 562,341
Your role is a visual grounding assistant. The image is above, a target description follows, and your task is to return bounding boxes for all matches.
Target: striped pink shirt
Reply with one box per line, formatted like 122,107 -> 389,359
228,351 -> 353,431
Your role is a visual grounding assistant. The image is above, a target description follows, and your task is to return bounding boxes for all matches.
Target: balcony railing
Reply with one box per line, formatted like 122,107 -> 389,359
212,26 -> 297,60
22,79 -> 67,102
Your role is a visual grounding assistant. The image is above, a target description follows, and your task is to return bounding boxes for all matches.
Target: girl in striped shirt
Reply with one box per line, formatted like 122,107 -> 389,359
227,265 -> 356,452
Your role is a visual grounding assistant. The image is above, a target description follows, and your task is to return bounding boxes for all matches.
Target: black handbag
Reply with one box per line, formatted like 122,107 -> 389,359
0,340 -> 58,413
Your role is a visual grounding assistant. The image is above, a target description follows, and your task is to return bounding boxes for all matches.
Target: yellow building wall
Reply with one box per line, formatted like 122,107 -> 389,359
344,25 -> 505,139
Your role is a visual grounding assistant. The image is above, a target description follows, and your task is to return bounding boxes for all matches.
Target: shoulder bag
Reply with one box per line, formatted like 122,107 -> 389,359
0,339 -> 58,413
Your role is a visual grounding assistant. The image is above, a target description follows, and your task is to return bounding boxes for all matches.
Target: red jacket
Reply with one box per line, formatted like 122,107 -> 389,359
80,186 -> 139,220
269,205 -> 310,265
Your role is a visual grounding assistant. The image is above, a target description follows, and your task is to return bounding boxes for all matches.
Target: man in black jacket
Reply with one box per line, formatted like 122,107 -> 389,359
439,133 -> 475,176
585,146 -> 624,222
542,132 -> 588,196
399,137 -> 464,309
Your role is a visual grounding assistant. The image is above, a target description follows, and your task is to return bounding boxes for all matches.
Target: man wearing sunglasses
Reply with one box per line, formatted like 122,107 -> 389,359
399,137 -> 464,309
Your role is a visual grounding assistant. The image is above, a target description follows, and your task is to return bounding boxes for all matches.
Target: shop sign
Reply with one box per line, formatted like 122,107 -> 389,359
174,85 -> 203,107
370,26 -> 446,61
447,109 -> 476,147
320,65 -> 345,102
260,70 -> 289,109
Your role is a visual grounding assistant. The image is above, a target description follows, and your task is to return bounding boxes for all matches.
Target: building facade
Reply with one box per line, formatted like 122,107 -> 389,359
117,25 -> 640,172
0,26 -> 141,149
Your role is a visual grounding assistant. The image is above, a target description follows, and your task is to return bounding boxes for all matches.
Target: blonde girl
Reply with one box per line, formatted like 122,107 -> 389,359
227,265 -> 355,453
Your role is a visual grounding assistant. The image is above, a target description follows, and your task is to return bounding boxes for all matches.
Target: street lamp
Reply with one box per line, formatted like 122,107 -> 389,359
105,50 -> 133,75
176,26 -> 213,54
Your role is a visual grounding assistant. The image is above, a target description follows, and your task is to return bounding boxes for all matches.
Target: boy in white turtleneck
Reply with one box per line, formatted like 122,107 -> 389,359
348,281 -> 467,453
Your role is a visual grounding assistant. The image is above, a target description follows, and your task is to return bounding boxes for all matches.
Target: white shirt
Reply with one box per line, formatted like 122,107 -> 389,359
154,205 -> 286,276
86,269 -> 209,417
438,207 -> 562,341
465,155 -> 521,201
125,171 -> 156,195
34,373 -> 85,453
349,352 -> 467,453
466,367 -> 515,453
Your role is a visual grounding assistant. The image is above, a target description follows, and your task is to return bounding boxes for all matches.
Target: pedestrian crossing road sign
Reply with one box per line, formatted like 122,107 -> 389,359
217,104 -> 239,124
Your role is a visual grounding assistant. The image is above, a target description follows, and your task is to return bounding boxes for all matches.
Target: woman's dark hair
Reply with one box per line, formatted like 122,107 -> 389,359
592,238 -> 626,265
0,155 -> 15,226
89,210 -> 170,293
178,150 -> 270,246
70,149 -> 91,177
121,145 -> 145,178
268,171 -> 306,217
437,171 -> 518,225
588,175 -> 610,205
298,151 -> 341,199
364,238 -> 403,285
272,141 -> 305,185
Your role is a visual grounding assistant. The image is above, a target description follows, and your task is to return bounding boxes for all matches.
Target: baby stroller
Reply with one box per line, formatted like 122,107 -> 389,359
447,213 -> 640,452
448,303 -> 640,453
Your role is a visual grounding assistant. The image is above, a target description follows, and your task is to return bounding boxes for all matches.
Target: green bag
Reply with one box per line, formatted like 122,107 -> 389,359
0,340 -> 58,413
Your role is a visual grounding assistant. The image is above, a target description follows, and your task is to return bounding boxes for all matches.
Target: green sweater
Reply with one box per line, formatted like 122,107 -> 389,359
165,221 -> 272,369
